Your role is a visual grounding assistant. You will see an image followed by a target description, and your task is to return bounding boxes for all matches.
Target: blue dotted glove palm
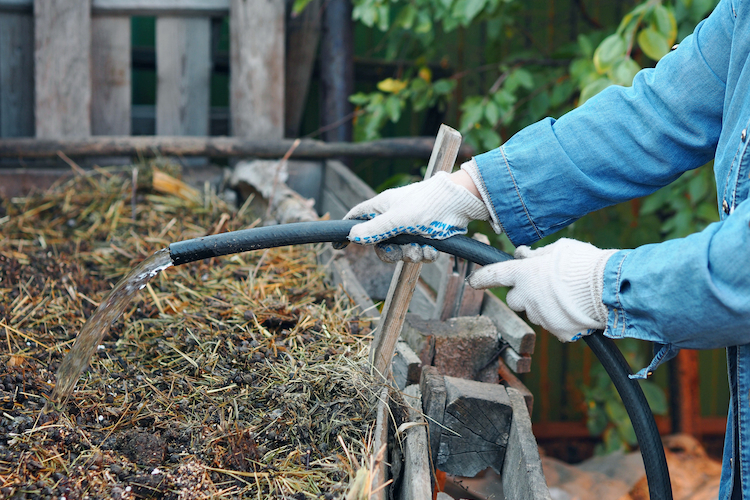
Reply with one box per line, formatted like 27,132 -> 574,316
345,171 -> 491,263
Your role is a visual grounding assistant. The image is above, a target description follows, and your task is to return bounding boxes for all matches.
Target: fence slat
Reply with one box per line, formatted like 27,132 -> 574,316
91,16 -> 131,136
34,0 -> 91,138
156,17 -> 211,136
93,0 -> 229,16
0,11 -> 34,137
285,0 -> 321,138
230,0 -> 285,140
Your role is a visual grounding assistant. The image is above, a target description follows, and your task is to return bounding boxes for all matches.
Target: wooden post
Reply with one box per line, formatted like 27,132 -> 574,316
672,349 -> 700,436
0,8 -> 34,137
230,0 -> 285,140
285,0 -> 321,138
91,15 -> 131,135
34,0 -> 92,138
399,384 -> 431,500
319,0 -> 353,142
369,124 -> 462,378
156,16 -> 211,136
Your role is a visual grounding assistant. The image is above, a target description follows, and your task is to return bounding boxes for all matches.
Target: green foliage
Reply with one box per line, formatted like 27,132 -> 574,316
582,339 -> 668,454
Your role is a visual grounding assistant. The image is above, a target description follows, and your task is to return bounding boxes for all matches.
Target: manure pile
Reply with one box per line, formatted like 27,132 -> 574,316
0,164 -> 382,499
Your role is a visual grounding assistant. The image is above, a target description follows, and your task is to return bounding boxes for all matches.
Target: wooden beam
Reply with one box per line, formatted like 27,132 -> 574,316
502,388 -> 552,500
672,349 -> 700,436
399,384 -> 432,500
285,0 -> 321,138
34,0 -> 92,138
369,124 -> 462,378
435,375 -> 513,477
420,366 -> 447,474
392,342 -> 422,391
0,136 -> 475,160
481,290 -> 536,355
230,0 -> 285,140
156,16 -> 211,136
92,0 -> 230,16
91,16 -> 131,136
0,9 -> 34,137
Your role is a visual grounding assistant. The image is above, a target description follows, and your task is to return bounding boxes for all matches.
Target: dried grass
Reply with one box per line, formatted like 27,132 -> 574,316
0,161 -> 384,499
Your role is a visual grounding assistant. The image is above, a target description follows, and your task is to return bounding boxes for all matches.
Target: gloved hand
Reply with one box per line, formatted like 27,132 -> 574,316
344,171 -> 491,263
468,238 -> 619,342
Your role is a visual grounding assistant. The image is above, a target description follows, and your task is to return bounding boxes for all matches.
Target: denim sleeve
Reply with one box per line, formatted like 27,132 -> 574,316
472,0 -> 733,246
602,197 -> 750,377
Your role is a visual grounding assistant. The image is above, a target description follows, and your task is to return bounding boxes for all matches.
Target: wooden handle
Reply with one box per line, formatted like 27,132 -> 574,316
369,124 -> 463,377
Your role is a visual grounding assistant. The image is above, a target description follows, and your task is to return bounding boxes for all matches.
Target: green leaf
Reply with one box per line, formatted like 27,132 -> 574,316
593,34 -> 627,74
415,11 -> 433,33
550,79 -> 575,107
640,190 -> 669,215
292,0 -> 315,15
505,68 -> 534,93
384,95 -> 402,122
432,79 -> 456,95
653,4 -> 678,45
485,100 -> 500,125
577,34 -> 594,58
611,57 -> 641,86
473,127 -> 502,150
639,380 -> 668,415
528,91 -> 550,122
463,0 -> 488,24
579,77 -> 613,105
348,92 -> 372,106
638,27 -> 671,61
394,4 -> 417,29
587,404 -> 609,436
459,98 -> 485,132
377,3 -> 390,31
352,2 -> 378,27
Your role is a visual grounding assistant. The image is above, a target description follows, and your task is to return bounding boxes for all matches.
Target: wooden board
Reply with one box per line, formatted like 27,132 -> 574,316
481,290 -> 536,355
502,387 -> 552,500
156,16 -> 211,136
34,0 -> 91,138
285,0 -> 321,138
369,125 -> 462,377
420,366 -> 447,473
0,11 -> 34,137
230,0 -> 285,140
436,375 -> 512,477
91,15 -> 131,136
92,0 -> 230,16
399,384 -> 431,500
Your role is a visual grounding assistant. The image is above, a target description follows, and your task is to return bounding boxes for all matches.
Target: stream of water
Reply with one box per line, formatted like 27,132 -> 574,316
51,248 -> 174,402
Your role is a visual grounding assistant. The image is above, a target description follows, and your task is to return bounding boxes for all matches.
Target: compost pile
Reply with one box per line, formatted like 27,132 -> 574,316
0,163 -> 381,499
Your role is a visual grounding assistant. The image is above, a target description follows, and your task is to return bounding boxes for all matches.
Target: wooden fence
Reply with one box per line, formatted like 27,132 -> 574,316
0,0 -> 317,140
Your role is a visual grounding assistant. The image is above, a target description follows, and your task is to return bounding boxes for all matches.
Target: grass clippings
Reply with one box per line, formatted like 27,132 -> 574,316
0,163 -> 384,499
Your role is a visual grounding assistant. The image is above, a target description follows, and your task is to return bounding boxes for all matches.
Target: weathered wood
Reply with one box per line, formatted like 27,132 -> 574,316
369,125 -> 462,378
330,256 -> 378,317
0,10 -> 34,137
400,314 -> 500,383
285,0 -> 321,138
0,136 -> 475,160
418,252 -> 450,296
92,0 -> 230,16
393,342 -> 422,391
502,387 -> 552,500
498,358 -> 534,415
420,366 -> 446,472
0,0 -> 32,13
319,0 -> 353,142
322,159 -> 376,214
673,349 -> 700,436
371,386 -> 390,500
437,375 -> 512,477
230,0 -> 285,140
156,16 -> 211,136
501,344 -> 533,374
34,0 -> 91,138
481,290 -> 536,355
399,384 -> 431,500
91,15 -> 131,136
285,160 -> 324,204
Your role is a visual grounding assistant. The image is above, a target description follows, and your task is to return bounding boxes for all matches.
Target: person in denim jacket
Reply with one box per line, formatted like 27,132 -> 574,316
345,0 -> 750,496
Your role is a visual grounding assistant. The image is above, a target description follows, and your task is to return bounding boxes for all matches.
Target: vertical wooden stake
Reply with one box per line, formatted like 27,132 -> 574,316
369,124 -> 462,378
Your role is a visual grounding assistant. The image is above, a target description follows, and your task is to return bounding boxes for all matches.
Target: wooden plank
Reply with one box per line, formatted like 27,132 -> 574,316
156,16 -> 211,136
34,0 -> 92,138
323,159 -> 376,210
502,387 -> 552,500
420,366 -> 446,473
330,256 -> 378,318
0,136 -> 475,160
92,0 -> 230,16
369,125 -> 462,378
481,290 -> 536,355
674,349 -> 700,436
91,16 -> 131,136
230,0 -> 285,140
399,384 -> 432,500
285,0 -> 321,138
0,11 -> 34,137
393,342 -> 422,391
0,0 -> 31,13
502,346 -> 532,374
499,358 -> 534,415
419,252 -> 450,295
371,386 -> 390,500
437,375 -> 513,477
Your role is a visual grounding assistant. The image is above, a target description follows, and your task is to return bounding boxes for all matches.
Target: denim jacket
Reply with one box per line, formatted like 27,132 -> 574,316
472,0 -> 749,497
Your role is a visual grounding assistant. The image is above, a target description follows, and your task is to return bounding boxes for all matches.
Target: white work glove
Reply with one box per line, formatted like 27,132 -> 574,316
345,171 -> 491,263
468,238 -> 618,342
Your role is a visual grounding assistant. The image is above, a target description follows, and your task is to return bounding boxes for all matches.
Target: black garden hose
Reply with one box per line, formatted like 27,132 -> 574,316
169,219 -> 672,500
